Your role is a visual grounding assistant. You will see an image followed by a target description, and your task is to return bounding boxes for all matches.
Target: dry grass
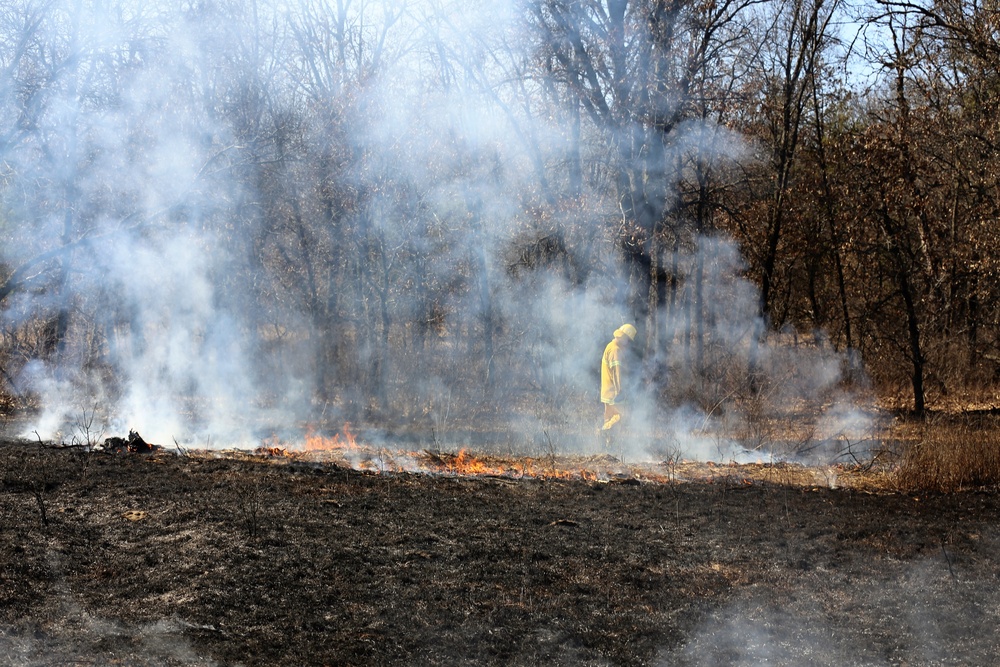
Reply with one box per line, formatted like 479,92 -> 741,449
894,414 -> 1000,492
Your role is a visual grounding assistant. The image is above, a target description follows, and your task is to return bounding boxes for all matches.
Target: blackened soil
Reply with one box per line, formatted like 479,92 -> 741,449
1,440 -> 999,666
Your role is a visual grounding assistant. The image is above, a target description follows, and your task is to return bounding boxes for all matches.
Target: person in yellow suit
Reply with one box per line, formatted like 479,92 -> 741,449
600,323 -> 636,445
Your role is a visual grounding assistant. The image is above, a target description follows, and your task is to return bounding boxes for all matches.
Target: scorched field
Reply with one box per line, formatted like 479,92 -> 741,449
1,434 -> 999,666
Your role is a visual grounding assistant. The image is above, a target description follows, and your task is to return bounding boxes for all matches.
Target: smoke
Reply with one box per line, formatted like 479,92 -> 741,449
0,616 -> 216,666
0,0 -> 873,459
659,553 -> 1000,666
0,0 -> 298,445
595,235 -> 877,465
14,228 -> 261,446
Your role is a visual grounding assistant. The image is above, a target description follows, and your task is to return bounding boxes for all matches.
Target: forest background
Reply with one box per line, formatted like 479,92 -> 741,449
0,0 -> 997,463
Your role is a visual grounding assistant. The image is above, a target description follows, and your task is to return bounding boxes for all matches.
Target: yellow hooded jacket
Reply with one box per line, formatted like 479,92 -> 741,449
601,328 -> 633,404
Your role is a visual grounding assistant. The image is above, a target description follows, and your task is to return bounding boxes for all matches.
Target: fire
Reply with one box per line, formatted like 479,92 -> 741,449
430,449 -> 616,482
450,449 -> 492,475
304,423 -> 358,451
249,424 -> 676,485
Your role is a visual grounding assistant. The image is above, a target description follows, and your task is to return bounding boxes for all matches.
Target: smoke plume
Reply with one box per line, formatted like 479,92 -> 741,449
0,0 -> 872,460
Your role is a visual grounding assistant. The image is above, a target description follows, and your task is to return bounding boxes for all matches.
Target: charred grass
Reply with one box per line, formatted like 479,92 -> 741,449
1,437 -> 1000,666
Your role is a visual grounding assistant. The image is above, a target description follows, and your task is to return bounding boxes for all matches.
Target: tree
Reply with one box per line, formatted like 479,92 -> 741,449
527,0 -> 761,354
750,0 -> 840,326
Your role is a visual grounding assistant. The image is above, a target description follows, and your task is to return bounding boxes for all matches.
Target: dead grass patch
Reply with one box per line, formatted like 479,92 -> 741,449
895,415 -> 1000,492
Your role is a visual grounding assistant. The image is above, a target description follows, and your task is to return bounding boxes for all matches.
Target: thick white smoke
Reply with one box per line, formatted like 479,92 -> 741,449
0,0 -> 873,459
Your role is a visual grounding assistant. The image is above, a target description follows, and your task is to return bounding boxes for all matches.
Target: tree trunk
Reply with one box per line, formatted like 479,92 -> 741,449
880,205 -> 926,417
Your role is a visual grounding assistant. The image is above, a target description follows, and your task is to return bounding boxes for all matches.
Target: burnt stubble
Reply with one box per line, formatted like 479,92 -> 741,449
1,440 -> 999,666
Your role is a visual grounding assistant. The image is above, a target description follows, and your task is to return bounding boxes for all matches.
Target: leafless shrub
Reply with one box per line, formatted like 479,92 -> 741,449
233,473 -> 269,540
2,441 -> 56,528
70,405 -> 105,450
655,436 -> 684,484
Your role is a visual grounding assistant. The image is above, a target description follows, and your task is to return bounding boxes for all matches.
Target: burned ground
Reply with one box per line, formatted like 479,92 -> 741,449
1,439 -> 999,666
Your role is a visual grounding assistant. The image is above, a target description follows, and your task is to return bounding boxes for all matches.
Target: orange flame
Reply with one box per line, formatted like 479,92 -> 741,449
304,423 -> 358,451
430,450 -> 610,482
451,449 -> 492,475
